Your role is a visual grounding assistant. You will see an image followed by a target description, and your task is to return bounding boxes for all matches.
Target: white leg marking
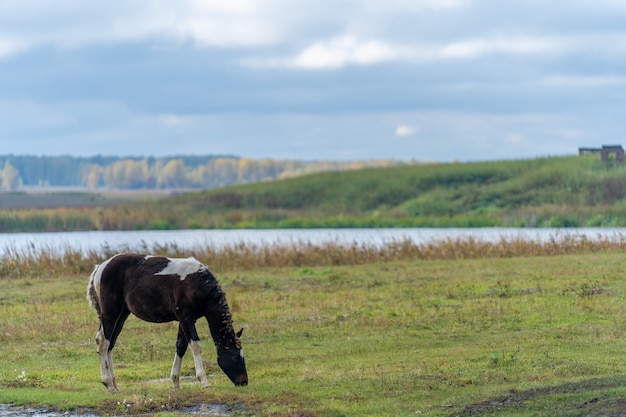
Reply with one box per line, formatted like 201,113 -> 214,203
170,354 -> 182,389
190,340 -> 210,388
106,349 -> 117,392
96,329 -> 118,393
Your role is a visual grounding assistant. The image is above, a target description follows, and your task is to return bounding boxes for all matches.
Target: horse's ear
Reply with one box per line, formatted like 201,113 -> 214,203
236,328 -> 244,338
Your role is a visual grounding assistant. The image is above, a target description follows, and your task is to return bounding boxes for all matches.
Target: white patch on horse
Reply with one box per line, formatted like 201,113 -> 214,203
90,256 -> 117,300
155,257 -> 207,281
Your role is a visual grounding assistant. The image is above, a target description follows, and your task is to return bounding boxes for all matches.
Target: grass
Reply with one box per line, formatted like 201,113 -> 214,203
8,155 -> 626,232
102,154 -> 626,229
2,240 -> 626,415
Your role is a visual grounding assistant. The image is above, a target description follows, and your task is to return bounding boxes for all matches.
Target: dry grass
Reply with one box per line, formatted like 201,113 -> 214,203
3,250 -> 626,416
2,234 -> 626,279
5,226 -> 626,416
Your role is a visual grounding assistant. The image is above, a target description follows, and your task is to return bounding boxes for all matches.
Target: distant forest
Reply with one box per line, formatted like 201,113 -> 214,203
0,155 -> 415,190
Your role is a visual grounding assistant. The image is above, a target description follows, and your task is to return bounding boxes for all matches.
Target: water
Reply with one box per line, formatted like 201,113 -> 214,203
1,227 -> 625,257
0,403 -> 232,416
0,404 -> 98,417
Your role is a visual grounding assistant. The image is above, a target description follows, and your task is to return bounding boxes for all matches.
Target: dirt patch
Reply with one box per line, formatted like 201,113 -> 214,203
452,376 -> 626,417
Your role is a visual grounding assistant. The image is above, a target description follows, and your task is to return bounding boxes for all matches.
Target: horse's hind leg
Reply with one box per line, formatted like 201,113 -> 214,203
96,324 -> 118,393
97,310 -> 129,393
170,323 -> 189,389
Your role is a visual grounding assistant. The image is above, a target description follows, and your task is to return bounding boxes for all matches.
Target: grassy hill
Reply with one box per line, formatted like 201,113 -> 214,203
134,154 -> 626,229
3,154 -> 626,232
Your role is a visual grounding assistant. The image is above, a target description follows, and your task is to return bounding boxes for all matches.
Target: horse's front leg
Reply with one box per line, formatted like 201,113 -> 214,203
179,318 -> 210,388
190,339 -> 210,388
170,323 -> 189,389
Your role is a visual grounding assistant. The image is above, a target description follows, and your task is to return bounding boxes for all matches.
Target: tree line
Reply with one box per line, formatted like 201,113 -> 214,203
0,155 -> 414,190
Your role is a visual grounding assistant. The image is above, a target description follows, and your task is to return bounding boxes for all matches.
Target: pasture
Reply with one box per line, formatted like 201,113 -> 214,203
1,244 -> 626,416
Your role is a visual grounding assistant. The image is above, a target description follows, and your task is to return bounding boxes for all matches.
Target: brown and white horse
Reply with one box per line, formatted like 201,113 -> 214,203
87,253 -> 248,393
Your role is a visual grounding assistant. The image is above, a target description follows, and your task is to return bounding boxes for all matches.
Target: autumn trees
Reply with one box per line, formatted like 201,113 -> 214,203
0,161 -> 22,191
0,156 -> 412,190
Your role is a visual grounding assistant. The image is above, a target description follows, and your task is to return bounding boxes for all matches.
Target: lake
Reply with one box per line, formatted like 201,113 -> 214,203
2,228 -> 626,257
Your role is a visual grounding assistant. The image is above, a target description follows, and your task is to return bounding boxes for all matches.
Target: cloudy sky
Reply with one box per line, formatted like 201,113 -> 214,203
0,0 -> 625,162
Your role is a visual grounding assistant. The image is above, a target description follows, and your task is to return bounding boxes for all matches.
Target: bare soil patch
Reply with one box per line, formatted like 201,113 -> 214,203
453,376 -> 626,417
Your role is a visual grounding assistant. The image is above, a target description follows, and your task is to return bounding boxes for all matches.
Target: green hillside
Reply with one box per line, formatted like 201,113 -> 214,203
3,154 -> 626,232
136,154 -> 626,229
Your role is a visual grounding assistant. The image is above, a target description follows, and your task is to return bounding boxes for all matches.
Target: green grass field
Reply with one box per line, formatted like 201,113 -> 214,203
2,245 -> 626,416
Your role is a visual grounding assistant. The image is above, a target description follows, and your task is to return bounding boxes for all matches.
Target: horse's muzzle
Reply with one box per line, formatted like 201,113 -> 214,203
234,374 -> 248,386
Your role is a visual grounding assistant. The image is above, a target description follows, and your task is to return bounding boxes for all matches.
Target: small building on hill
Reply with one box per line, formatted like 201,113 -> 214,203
579,145 -> 624,163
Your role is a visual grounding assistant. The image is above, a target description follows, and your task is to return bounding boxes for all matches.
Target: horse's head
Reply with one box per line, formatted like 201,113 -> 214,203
217,328 -> 248,386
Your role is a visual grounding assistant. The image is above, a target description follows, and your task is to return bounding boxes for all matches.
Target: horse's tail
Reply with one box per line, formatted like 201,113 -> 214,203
87,264 -> 102,317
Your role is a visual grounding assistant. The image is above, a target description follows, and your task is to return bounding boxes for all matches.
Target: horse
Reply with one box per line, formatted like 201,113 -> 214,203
86,252 -> 248,393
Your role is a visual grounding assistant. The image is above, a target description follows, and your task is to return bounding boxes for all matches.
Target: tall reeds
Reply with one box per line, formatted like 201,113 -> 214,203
2,234 -> 626,279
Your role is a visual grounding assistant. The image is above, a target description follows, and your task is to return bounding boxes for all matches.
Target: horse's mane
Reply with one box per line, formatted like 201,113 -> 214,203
205,272 -> 238,347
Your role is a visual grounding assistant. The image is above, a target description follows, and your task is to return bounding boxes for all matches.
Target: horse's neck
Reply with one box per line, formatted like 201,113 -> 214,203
205,295 -> 235,348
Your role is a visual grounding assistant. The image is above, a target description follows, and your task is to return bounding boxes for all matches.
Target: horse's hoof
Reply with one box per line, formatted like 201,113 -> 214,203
102,382 -> 120,394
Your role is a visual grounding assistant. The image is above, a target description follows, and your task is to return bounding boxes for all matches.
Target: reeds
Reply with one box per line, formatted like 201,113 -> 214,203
2,234 -> 626,279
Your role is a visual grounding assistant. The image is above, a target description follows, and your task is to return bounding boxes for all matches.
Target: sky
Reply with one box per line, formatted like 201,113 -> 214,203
1,0 -> 625,162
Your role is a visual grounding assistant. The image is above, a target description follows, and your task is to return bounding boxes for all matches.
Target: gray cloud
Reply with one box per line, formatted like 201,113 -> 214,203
0,0 -> 625,161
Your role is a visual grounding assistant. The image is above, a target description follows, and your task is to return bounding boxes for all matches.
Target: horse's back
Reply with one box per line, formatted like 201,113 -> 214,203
91,253 -> 214,323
